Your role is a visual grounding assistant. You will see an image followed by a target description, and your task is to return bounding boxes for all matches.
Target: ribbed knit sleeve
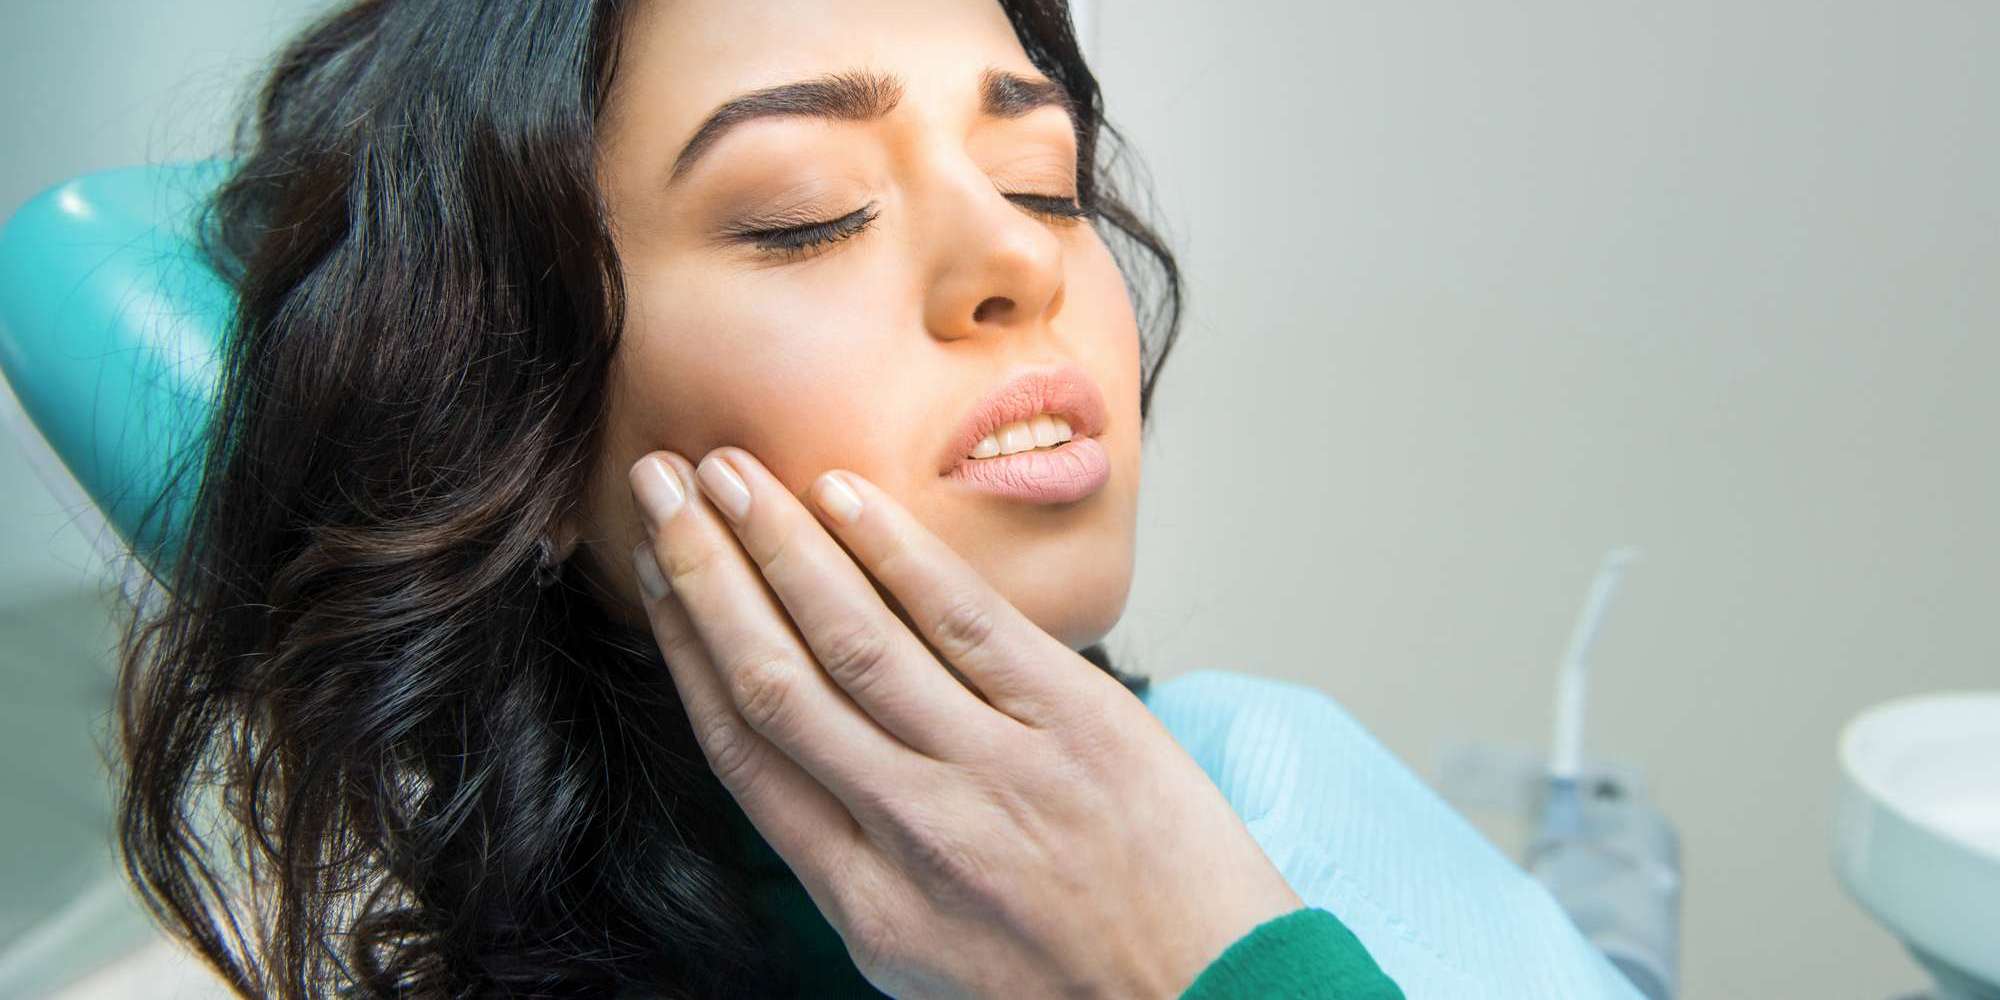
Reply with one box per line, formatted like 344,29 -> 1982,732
1179,906 -> 1405,1000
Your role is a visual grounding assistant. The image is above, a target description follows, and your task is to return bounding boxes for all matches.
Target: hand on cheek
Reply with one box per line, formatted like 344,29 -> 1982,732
625,447 -> 1305,999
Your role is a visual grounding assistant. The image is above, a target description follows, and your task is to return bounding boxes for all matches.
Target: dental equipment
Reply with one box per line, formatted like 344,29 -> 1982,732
1527,547 -> 1682,1000
1836,692 -> 2000,1000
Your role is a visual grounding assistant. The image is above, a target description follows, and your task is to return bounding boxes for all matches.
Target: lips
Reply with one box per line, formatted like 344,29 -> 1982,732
939,363 -> 1110,476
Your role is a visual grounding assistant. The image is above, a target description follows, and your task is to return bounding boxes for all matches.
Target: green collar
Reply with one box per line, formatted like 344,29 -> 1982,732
725,797 -> 890,998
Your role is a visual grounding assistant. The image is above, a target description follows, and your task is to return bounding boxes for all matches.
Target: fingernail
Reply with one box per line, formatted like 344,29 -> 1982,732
814,471 -> 863,526
631,541 -> 670,601
632,454 -> 687,526
697,452 -> 752,523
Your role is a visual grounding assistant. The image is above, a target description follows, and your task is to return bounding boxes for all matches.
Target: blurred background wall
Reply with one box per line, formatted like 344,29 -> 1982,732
1091,3 -> 1996,998
2,0 -> 1992,997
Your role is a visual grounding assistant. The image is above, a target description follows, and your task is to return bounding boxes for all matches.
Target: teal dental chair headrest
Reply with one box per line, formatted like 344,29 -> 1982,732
0,162 -> 234,581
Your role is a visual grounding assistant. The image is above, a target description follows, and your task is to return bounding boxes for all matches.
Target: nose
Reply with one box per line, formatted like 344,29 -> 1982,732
919,159 -> 1068,342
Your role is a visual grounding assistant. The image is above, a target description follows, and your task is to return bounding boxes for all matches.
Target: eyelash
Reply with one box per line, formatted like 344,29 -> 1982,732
734,193 -> 1094,262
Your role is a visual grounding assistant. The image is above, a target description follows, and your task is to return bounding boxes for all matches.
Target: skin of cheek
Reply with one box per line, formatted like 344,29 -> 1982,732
573,220 -> 1143,656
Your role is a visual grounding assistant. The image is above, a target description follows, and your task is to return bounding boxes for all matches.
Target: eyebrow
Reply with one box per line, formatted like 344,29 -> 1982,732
668,66 -> 1077,184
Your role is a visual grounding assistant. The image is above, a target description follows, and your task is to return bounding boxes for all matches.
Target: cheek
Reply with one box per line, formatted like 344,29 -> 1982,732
1071,233 -> 1145,479
610,264 -> 912,488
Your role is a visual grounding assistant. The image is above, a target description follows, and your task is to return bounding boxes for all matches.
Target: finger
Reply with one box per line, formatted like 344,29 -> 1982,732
798,466 -> 1112,730
629,542 -> 864,890
629,450 -> 929,819
693,447 -> 1011,762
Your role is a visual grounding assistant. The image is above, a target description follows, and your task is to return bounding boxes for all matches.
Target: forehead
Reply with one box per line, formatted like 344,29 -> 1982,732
602,0 -> 1038,149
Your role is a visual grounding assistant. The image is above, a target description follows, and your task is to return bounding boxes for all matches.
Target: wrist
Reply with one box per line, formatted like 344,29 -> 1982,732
1156,885 -> 1308,999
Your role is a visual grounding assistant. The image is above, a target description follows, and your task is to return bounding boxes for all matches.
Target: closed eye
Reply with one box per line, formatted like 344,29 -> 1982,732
1004,192 -> 1093,224
728,204 -> 881,261
728,192 -> 1094,263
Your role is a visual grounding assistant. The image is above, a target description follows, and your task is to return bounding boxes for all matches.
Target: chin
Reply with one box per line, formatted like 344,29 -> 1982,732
993,542 -> 1135,652
944,483 -> 1140,655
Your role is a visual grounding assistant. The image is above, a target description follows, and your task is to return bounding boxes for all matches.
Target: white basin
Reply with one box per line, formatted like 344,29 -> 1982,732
1835,692 -> 2000,999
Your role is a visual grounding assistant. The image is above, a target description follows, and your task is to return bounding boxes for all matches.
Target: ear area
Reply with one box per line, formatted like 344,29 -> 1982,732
547,514 -> 584,565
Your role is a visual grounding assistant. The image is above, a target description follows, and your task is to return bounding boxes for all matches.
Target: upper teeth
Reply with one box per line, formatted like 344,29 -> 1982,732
968,414 -> 1075,459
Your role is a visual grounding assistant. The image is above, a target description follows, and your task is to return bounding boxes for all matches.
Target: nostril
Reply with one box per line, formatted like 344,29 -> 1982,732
972,295 -> 1013,323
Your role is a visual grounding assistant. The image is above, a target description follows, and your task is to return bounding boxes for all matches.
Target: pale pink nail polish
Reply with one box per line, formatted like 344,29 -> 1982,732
814,472 -> 863,526
631,542 -> 670,601
697,453 -> 752,523
631,454 -> 687,526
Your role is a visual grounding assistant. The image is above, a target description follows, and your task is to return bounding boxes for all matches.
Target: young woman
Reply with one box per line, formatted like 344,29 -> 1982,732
115,1 -> 1401,996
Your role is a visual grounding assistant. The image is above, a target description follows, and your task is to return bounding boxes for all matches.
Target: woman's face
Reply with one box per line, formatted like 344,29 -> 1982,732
576,0 -> 1144,651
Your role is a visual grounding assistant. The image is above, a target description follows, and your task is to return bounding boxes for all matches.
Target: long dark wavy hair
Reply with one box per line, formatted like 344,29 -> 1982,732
114,1 -> 1184,996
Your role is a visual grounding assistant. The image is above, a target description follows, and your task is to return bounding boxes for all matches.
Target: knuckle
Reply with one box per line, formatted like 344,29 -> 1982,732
1050,690 -> 1142,764
699,718 -> 763,791
729,657 -> 800,736
756,517 -> 802,574
841,895 -> 902,980
914,833 -> 994,910
882,799 -> 994,908
872,537 -> 919,586
661,539 -> 721,592
654,617 -> 708,667
816,619 -> 895,694
929,592 -> 998,662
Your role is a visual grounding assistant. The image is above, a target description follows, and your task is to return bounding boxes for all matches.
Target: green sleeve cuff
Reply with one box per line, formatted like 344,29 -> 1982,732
1178,906 -> 1404,1000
